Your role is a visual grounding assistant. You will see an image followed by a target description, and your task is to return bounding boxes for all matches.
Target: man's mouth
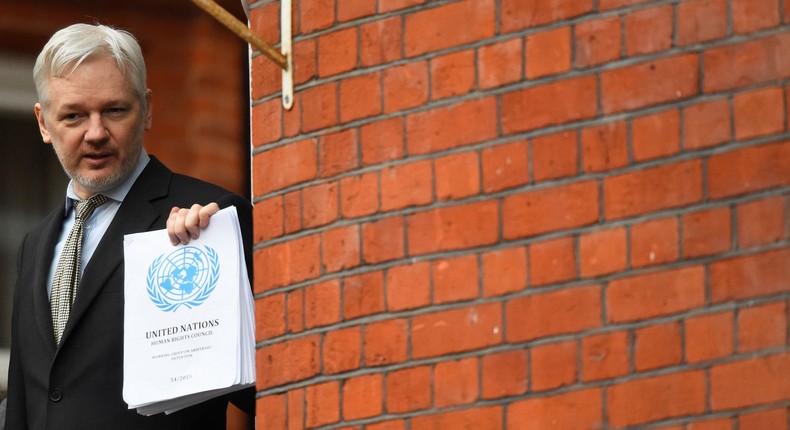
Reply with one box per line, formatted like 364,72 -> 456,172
83,153 -> 113,164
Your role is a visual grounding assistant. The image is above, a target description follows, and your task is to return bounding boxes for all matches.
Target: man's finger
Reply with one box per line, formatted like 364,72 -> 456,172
185,204 -> 202,239
173,208 -> 191,245
166,207 -> 181,245
198,202 -> 220,229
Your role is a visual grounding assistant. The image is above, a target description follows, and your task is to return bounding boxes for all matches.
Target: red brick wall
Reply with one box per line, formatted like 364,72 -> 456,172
250,0 -> 790,428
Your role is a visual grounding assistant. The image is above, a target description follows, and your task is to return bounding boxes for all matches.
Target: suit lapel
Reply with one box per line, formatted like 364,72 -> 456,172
59,158 -> 172,346
32,209 -> 67,355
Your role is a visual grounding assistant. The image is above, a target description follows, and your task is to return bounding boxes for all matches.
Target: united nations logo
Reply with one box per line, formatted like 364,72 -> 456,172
146,246 -> 220,312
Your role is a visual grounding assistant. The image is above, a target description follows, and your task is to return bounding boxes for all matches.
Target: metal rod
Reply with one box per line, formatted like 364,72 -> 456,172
189,0 -> 288,70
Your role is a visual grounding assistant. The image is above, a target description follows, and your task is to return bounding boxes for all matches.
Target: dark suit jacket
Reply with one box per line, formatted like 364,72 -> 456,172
5,157 -> 254,430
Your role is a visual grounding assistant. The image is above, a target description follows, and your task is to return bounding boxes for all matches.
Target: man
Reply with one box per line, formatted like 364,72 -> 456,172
0,397 -> 6,430
4,23 -> 253,429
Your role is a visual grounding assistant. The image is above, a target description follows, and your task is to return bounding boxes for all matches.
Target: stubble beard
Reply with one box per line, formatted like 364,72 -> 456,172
57,123 -> 146,195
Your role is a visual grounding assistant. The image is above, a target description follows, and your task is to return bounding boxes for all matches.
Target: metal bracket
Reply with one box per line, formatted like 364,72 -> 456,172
280,0 -> 293,110
190,0 -> 294,110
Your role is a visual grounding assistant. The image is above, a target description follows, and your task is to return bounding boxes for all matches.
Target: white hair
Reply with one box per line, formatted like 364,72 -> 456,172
34,23 -> 147,110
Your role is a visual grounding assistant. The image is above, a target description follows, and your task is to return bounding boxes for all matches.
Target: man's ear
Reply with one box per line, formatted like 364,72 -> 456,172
34,103 -> 52,144
144,89 -> 153,130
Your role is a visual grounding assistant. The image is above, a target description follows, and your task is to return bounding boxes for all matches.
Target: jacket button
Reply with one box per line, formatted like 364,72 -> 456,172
49,389 -> 62,402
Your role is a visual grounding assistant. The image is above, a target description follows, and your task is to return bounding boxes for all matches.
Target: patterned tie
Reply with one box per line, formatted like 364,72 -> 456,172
51,194 -> 110,345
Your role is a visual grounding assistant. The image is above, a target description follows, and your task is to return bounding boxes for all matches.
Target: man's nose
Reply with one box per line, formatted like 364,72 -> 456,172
84,113 -> 109,141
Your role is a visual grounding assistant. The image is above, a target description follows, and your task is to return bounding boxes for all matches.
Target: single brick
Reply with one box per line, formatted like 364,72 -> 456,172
362,216 -> 405,264
360,17 -> 403,67
432,254 -> 479,304
685,311 -> 734,363
502,76 -> 597,134
407,97 -> 498,155
733,86 -> 784,140
478,38 -> 523,89
508,388 -> 602,430
304,279 -> 341,329
299,0 -> 334,34
301,83 -> 338,133
607,266 -> 705,323
317,27 -> 358,77
582,331 -> 629,381
526,26 -> 571,78
360,117 -> 404,166
482,349 -> 528,398
434,151 -> 480,201
385,366 -> 432,413
413,406 -> 502,430
503,180 -> 599,239
703,33 -> 790,92
380,160 -> 433,211
302,181 -> 339,229
256,293 -> 286,342
736,196 -> 786,248
634,321 -> 683,371
305,381 -> 340,427
507,285 -> 602,342
604,160 -> 702,220
431,49 -> 476,99
710,248 -> 790,303
732,0 -> 780,34
707,141 -> 790,200
407,200 -> 499,255
710,353 -> 790,410
321,225 -> 361,273
343,374 -> 383,420
677,0 -> 727,46
579,227 -> 627,278
340,172 -> 379,219
482,246 -> 527,297
630,216 -> 679,268
502,0 -> 593,31
574,15 -> 621,67
386,262 -> 431,311
682,207 -> 732,258
252,139 -> 317,195
383,61 -> 428,114
433,358 -> 479,408
323,326 -> 361,374
737,301 -> 787,352
343,271 -> 386,319
632,109 -> 681,161
256,335 -> 321,389
481,140 -> 529,193
364,318 -> 408,367
532,130 -> 579,182
600,54 -> 698,114
339,73 -> 382,123
607,371 -> 706,427
404,0 -> 495,57
625,5 -> 673,56
581,120 -> 629,173
682,97 -> 731,150
412,303 -> 502,358
531,341 -> 577,391
529,236 -> 577,286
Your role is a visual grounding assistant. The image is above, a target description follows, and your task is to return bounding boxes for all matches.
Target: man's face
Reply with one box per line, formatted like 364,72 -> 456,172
35,55 -> 152,200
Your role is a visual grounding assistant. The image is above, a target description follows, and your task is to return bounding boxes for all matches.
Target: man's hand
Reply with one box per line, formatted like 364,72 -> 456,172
167,202 -> 220,245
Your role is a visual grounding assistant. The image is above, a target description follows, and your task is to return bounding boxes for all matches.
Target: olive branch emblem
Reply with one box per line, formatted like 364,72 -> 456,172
146,246 -> 220,312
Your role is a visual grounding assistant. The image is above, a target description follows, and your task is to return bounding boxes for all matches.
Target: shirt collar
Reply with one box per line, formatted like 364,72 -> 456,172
63,149 -> 151,213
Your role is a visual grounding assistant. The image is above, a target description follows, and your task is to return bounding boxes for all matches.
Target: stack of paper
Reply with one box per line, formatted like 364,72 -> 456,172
122,206 -> 255,415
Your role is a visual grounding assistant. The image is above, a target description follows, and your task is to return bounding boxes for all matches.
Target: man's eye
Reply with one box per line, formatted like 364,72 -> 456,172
107,107 -> 128,115
62,113 -> 81,121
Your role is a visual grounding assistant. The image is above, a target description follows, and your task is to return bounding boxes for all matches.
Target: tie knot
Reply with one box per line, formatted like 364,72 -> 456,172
74,194 -> 110,221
